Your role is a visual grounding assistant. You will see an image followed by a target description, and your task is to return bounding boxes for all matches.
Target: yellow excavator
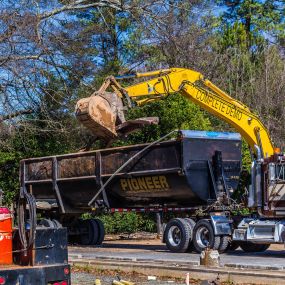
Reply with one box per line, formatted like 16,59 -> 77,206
75,67 -> 276,158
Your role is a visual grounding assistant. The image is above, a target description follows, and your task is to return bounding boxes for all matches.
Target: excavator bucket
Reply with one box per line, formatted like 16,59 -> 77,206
75,92 -> 121,141
75,91 -> 158,141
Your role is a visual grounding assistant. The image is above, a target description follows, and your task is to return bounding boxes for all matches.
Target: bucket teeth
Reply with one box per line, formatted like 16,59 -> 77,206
116,117 -> 159,136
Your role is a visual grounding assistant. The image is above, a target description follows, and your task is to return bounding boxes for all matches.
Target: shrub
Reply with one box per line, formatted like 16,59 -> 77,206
97,212 -> 156,234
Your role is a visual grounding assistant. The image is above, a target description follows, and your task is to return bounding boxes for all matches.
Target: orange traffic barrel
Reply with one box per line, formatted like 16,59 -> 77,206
0,207 -> 13,264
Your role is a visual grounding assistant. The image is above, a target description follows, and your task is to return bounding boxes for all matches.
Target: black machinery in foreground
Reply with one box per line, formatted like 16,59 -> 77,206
0,186 -> 71,285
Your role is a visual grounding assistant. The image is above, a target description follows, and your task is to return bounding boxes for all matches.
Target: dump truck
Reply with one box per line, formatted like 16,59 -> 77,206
21,67 -> 285,254
21,129 -> 242,252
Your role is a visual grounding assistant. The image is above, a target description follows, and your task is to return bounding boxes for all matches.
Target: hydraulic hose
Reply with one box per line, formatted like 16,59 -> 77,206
17,186 -> 37,252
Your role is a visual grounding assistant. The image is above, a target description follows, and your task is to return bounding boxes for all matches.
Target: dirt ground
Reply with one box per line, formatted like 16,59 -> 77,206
71,264 -> 254,285
71,266 -> 188,285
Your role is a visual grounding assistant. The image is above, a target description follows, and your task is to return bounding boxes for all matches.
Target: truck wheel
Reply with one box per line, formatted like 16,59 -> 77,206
227,241 -> 240,251
165,218 -> 192,253
257,244 -> 270,252
240,242 -> 270,252
89,219 -> 100,245
193,219 -> 221,253
184,218 -> 196,252
219,236 -> 230,253
78,219 -> 94,245
94,219 -> 105,245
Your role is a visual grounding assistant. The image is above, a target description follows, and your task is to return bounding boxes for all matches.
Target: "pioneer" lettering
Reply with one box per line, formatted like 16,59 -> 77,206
120,176 -> 170,192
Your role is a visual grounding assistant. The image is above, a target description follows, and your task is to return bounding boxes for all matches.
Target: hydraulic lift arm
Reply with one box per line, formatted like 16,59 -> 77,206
76,67 -> 275,157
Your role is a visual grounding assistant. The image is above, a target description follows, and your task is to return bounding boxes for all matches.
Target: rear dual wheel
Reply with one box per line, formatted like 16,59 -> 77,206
184,218 -> 196,252
78,218 -> 105,246
192,219 -> 221,253
164,218 -> 231,253
164,218 -> 193,253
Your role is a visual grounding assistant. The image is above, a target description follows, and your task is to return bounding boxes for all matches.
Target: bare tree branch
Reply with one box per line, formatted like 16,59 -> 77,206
40,0 -> 122,20
0,109 -> 33,121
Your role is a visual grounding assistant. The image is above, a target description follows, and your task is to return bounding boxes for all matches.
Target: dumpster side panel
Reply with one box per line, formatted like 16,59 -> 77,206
21,131 -> 242,213
182,136 -> 242,202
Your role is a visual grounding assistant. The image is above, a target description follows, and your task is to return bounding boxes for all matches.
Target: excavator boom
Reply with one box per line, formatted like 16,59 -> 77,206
75,68 -> 274,157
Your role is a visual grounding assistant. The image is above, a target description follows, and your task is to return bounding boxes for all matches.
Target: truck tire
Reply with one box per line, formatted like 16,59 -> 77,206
219,236 -> 230,253
165,218 -> 192,253
184,218 -> 196,232
78,219 -> 97,245
192,219 -> 221,253
89,219 -> 100,245
94,219 -> 105,245
184,218 -> 196,252
240,242 -> 270,253
227,240 -> 240,251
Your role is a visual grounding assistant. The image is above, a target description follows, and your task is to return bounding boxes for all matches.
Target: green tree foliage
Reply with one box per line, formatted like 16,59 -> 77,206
0,126 -> 79,205
112,93 -> 212,146
97,212 -> 156,234
219,0 -> 285,49
0,152 -> 21,204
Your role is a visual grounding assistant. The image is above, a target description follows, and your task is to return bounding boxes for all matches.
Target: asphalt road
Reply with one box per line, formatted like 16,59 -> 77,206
69,239 -> 285,270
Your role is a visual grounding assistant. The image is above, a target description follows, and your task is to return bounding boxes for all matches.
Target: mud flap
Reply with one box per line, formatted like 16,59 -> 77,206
210,215 -> 232,235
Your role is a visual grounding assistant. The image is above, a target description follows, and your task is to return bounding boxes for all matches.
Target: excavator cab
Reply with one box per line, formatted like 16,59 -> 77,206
75,76 -> 158,141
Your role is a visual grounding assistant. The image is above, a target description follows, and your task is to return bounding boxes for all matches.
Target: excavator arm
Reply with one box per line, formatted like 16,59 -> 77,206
76,67 -> 274,157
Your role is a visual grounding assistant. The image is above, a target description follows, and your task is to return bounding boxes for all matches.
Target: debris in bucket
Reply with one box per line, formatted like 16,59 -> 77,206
147,276 -> 157,281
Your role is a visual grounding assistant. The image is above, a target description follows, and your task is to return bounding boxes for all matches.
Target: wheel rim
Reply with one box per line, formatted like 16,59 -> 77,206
196,226 -> 210,248
167,225 -> 182,246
